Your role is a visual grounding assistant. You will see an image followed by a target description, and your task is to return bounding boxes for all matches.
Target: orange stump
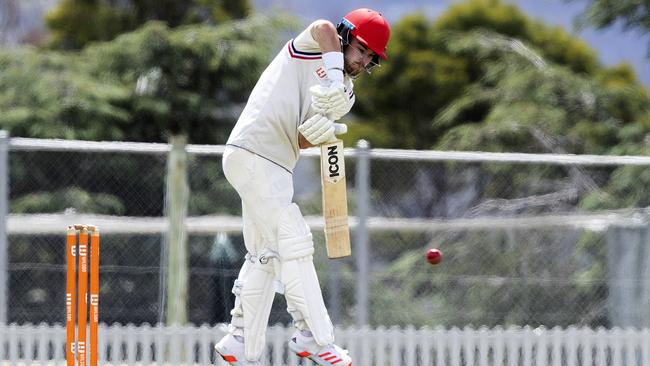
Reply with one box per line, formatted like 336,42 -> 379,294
77,227 -> 88,366
89,229 -> 100,366
66,225 -> 100,366
65,227 -> 77,366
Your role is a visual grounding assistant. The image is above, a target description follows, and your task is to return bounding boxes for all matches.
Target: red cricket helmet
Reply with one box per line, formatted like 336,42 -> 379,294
340,8 -> 390,60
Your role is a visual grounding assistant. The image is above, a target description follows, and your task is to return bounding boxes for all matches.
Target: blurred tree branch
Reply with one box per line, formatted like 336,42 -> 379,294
44,0 -> 252,50
570,0 -> 650,56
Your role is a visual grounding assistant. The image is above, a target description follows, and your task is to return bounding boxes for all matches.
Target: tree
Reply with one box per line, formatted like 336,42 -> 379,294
1,15 -> 295,143
572,0 -> 650,54
0,47 -> 131,140
350,0 -> 607,150
45,0 -> 252,49
349,0 -> 649,225
346,14 -> 470,149
433,30 -> 650,155
79,17 -> 293,143
1,15 -> 296,216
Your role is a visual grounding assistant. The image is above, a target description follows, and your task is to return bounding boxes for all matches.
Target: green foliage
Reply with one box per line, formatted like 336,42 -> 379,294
355,0 -> 598,150
432,30 -> 649,155
45,0 -> 133,50
2,15 -> 297,224
353,14 -> 469,149
188,157 -> 241,215
83,16 -> 295,143
45,0 -> 252,50
580,159 -> 650,210
572,0 -> 650,55
0,15 -> 297,143
435,0 -> 531,38
0,47 -> 130,140
11,187 -> 125,214
527,23 -> 598,74
435,0 -> 598,73
353,0 -> 647,152
370,229 -> 607,327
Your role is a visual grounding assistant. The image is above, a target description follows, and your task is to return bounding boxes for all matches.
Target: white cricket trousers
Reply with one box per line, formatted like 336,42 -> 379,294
222,145 -> 294,254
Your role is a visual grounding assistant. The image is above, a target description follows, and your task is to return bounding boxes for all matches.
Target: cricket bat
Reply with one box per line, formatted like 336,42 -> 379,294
320,139 -> 351,259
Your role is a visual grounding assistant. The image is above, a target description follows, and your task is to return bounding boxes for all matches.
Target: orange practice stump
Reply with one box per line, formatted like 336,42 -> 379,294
77,228 -> 88,366
66,225 -> 99,366
65,227 -> 77,366
89,229 -> 100,366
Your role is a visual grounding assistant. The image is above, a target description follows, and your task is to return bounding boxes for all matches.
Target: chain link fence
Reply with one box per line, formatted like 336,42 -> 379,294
4,136 -> 650,330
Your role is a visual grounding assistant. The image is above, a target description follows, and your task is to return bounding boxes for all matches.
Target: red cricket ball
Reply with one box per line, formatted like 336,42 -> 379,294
426,248 -> 442,265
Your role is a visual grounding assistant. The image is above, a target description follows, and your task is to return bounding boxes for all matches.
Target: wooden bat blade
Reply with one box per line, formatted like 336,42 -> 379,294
320,140 -> 351,259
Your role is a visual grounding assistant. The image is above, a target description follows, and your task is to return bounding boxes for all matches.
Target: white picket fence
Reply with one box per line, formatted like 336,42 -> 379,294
1,324 -> 649,366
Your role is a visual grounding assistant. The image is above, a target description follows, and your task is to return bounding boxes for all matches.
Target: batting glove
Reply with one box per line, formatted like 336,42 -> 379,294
310,83 -> 354,121
299,114 -> 348,145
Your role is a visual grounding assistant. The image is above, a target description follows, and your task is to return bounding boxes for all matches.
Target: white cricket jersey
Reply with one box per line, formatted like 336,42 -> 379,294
226,23 -> 355,172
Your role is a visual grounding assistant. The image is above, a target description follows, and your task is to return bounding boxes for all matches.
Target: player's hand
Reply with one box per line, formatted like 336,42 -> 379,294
310,82 -> 354,121
298,114 -> 347,145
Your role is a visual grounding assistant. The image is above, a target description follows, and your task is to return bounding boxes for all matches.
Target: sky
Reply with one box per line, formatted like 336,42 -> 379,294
253,0 -> 650,87
2,0 -> 648,86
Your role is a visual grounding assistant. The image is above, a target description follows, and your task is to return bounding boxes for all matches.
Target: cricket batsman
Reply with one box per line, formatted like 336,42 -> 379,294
215,8 -> 390,366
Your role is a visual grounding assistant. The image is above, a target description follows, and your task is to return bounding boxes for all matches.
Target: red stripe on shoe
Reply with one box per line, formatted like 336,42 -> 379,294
324,355 -> 337,361
221,355 -> 237,362
319,352 -> 332,357
297,351 -> 311,357
331,359 -> 343,364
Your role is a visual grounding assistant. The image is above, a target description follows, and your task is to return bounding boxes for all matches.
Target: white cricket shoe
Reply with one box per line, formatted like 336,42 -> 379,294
288,330 -> 352,366
214,334 -> 260,366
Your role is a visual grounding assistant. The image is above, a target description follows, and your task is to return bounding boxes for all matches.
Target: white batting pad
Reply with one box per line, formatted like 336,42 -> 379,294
229,257 -> 277,361
277,203 -> 335,346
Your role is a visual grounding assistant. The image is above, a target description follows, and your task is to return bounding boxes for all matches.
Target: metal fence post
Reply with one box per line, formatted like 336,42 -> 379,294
605,223 -> 650,328
328,256 -> 341,324
0,131 -> 8,324
165,135 -> 189,325
355,140 -> 370,327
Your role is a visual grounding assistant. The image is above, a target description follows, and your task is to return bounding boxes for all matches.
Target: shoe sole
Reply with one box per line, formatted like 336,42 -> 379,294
289,341 -> 352,366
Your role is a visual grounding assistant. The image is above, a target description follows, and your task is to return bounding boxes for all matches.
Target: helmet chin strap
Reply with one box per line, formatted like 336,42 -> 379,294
347,68 -> 360,80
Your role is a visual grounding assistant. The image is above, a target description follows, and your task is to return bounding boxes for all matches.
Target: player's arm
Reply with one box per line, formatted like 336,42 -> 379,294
299,133 -> 314,149
310,20 -> 342,54
297,22 -> 350,149
309,20 -> 343,83
308,21 -> 354,122
297,21 -> 339,149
